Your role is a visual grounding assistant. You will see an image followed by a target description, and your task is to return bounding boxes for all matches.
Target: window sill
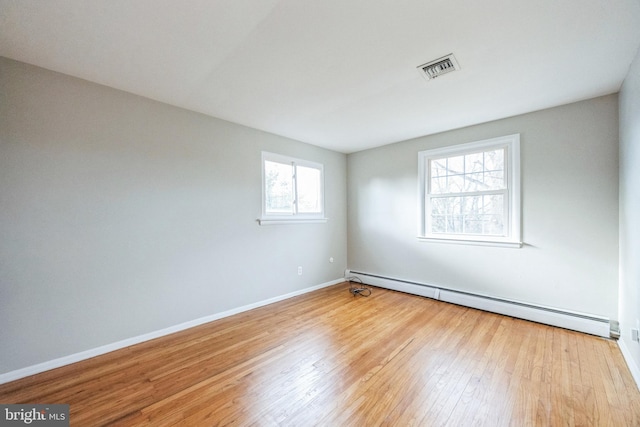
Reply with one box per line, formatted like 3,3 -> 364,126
258,218 -> 328,226
417,236 -> 523,248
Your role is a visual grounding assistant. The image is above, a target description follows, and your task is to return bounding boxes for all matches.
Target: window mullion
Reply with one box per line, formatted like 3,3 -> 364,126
429,189 -> 505,198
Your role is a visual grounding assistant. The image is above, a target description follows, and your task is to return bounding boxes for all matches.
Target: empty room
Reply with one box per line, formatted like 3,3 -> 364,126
2,0 -> 640,425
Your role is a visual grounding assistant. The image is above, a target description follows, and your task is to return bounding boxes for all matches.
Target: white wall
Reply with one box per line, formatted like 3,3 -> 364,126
619,46 -> 640,383
0,57 -> 347,375
348,95 -> 619,319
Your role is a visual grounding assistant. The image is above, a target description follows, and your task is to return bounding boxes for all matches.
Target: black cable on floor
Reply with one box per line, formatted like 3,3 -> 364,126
345,276 -> 371,297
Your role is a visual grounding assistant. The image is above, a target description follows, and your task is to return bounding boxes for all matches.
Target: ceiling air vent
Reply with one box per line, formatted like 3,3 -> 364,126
417,54 -> 460,81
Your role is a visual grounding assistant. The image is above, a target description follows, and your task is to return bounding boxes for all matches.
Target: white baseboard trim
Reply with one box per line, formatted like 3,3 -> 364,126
345,270 -> 611,338
0,278 -> 344,385
618,339 -> 640,391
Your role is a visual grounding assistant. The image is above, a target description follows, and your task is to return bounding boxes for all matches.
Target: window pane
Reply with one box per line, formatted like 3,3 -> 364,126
447,174 -> 465,193
430,197 -> 446,215
448,215 -> 463,233
484,171 -> 504,189
446,196 -> 462,215
447,155 -> 464,175
265,160 -> 293,214
431,196 -> 458,215
463,195 -> 482,216
483,194 -> 504,214
484,149 -> 504,172
482,195 -> 505,235
464,172 -> 484,192
484,214 -> 505,236
431,159 -> 448,177
297,165 -> 322,213
464,215 -> 484,234
431,215 -> 446,233
430,177 -> 447,194
465,152 -> 484,174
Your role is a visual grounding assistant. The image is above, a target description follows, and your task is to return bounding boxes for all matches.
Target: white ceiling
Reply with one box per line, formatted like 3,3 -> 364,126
1,1 -> 639,153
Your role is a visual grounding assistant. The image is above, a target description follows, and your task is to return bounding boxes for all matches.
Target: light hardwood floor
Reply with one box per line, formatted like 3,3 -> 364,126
1,283 -> 639,426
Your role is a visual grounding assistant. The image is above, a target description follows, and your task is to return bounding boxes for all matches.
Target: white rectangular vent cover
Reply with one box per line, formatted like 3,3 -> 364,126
418,54 -> 460,80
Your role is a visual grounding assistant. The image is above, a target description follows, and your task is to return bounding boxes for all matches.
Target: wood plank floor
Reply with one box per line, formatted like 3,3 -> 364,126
1,283 -> 639,426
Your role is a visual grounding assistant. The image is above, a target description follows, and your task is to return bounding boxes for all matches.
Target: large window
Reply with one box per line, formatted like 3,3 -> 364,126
259,152 -> 326,225
418,134 -> 521,247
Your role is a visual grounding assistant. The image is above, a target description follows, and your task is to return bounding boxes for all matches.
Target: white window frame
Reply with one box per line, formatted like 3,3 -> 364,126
418,134 -> 522,248
258,151 -> 327,225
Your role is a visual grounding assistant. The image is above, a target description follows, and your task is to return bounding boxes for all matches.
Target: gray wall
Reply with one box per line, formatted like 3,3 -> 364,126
0,57 -> 347,375
348,95 -> 619,319
619,47 -> 640,373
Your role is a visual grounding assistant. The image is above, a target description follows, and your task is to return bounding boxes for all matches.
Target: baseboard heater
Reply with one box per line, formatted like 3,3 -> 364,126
345,270 -> 612,338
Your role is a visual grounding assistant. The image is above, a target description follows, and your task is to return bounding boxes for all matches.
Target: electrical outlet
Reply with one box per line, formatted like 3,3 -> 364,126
297,266 -> 302,275
632,329 -> 640,342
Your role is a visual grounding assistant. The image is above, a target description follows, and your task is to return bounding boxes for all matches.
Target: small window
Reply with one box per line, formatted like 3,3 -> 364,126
259,152 -> 326,225
418,134 -> 521,247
